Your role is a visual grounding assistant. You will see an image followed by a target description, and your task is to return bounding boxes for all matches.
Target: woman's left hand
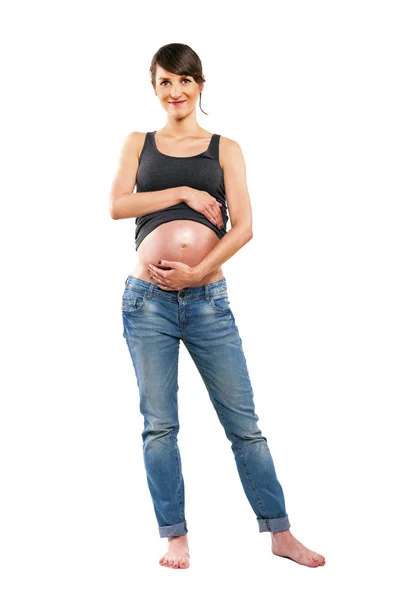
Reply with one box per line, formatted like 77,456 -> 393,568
147,260 -> 201,290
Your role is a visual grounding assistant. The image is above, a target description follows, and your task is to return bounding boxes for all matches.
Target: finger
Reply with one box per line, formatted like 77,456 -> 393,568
157,260 -> 177,269
149,265 -> 167,278
152,274 -> 176,290
149,274 -> 161,285
211,207 -> 219,224
148,267 -> 171,287
205,209 -> 219,227
210,203 -> 222,228
215,201 -> 224,227
147,268 -> 163,284
148,268 -> 178,291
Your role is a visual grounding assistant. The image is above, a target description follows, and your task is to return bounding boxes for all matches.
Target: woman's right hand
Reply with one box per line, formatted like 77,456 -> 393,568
183,187 -> 224,229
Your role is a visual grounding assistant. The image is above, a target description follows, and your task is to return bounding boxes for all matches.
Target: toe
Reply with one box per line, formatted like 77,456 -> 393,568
310,554 -> 325,566
180,558 -> 189,568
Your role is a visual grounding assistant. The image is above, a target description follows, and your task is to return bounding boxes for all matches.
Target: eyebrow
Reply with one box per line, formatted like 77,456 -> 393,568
158,75 -> 191,81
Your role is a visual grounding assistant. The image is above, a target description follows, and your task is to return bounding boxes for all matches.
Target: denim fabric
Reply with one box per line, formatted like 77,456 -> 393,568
122,275 -> 290,537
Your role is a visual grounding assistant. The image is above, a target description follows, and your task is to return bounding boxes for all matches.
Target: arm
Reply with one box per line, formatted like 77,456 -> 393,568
109,131 -> 188,219
111,187 -> 188,220
192,137 -> 253,281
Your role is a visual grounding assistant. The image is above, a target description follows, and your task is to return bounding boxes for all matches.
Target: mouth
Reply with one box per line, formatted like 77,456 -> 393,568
169,100 -> 186,105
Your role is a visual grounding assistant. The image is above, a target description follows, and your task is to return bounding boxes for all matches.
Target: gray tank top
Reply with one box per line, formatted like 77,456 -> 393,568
134,131 -> 229,250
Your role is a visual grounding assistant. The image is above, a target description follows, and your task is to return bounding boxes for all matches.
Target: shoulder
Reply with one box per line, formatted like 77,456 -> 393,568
122,131 -> 149,162
218,135 -> 244,170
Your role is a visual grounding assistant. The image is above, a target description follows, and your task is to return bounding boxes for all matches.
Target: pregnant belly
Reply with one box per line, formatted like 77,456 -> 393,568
130,220 -> 224,288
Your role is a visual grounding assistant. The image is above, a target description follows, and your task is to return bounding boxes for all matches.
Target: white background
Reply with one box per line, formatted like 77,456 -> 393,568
1,0 -> 398,598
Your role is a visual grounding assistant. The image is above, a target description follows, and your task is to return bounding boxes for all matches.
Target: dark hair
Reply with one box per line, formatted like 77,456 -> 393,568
150,43 -> 208,115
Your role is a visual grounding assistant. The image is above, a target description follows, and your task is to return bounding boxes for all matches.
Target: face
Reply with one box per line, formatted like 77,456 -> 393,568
154,65 -> 203,114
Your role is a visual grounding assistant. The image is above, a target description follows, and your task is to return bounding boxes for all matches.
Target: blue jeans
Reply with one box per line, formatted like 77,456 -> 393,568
122,275 -> 290,537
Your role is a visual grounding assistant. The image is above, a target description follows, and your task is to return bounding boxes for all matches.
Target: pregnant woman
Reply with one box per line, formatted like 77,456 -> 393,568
109,43 -> 325,570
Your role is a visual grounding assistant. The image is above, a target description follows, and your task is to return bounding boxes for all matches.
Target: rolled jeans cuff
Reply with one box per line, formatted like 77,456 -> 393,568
257,515 -> 291,533
158,520 -> 188,538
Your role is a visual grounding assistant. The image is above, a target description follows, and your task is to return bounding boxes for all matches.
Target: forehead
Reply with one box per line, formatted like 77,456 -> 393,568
156,66 -> 190,80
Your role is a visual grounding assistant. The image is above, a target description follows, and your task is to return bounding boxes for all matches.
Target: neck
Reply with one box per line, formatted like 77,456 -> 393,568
161,115 -> 203,139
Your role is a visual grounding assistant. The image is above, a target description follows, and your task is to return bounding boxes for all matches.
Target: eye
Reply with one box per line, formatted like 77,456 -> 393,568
160,78 -> 192,86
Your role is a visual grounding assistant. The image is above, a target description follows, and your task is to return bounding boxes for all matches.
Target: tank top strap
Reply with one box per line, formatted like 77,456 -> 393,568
137,131 -> 153,164
207,133 -> 221,161
147,131 -> 156,150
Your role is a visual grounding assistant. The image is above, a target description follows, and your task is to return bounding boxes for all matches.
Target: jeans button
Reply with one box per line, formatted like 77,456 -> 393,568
180,291 -> 185,298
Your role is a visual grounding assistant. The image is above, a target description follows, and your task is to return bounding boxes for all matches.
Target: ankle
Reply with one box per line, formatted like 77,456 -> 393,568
168,534 -> 187,542
271,529 -> 291,539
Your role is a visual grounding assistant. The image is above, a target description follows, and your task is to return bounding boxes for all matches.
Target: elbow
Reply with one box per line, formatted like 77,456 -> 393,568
109,198 -> 119,220
231,223 -> 253,242
243,226 -> 253,242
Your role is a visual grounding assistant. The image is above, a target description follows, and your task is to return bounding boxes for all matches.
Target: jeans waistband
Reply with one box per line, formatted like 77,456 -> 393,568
124,275 -> 227,301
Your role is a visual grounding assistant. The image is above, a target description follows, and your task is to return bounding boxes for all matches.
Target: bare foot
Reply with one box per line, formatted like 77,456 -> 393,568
271,529 -> 325,568
159,533 -> 190,569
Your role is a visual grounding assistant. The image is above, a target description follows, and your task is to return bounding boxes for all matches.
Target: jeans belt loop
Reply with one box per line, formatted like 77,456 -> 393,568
147,282 -> 155,300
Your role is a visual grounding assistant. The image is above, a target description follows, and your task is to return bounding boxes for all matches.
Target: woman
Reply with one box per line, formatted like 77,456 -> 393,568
109,43 -> 325,570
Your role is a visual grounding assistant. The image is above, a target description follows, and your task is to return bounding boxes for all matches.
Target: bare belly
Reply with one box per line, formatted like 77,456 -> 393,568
130,221 -> 225,288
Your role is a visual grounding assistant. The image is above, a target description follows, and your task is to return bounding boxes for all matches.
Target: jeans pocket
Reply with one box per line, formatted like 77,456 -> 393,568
122,288 -> 148,313
208,291 -> 231,314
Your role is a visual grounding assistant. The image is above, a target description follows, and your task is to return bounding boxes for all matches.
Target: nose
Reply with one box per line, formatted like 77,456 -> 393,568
170,83 -> 183,99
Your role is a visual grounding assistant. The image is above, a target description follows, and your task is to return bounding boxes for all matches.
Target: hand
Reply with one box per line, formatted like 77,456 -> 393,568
184,187 -> 224,229
147,260 -> 202,291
